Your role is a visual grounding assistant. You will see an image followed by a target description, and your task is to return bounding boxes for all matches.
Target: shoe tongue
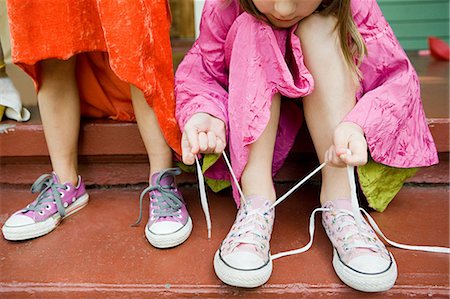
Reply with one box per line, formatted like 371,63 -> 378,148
331,198 -> 352,211
51,172 -> 61,184
151,172 -> 174,186
236,244 -> 259,254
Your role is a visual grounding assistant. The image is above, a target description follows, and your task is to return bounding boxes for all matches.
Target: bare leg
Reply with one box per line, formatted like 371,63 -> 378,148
240,94 -> 281,204
38,57 -> 79,185
297,14 -> 358,204
130,85 -> 173,181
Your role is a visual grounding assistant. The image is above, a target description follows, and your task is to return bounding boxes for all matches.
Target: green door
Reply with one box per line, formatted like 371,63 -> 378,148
378,0 -> 449,50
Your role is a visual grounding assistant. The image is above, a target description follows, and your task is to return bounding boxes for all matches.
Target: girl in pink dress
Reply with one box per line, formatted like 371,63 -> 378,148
175,0 -> 438,291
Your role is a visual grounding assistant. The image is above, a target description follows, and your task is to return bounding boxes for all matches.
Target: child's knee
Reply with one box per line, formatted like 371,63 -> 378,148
295,13 -> 339,48
40,56 -> 76,76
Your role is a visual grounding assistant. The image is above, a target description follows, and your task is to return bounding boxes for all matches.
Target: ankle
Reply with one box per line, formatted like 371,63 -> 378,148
53,171 -> 78,186
242,194 -> 276,207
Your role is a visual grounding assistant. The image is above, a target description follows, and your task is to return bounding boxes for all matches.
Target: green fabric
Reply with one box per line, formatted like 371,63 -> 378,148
202,154 -> 231,192
357,158 -> 418,212
177,153 -> 231,192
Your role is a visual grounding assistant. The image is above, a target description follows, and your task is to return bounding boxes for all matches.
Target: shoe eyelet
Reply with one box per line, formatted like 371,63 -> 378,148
65,185 -> 70,191
177,214 -> 182,219
72,197 -> 76,203
63,202 -> 69,208
53,200 -> 56,204
45,205 -> 51,210
38,210 -> 45,216
59,192 -> 65,198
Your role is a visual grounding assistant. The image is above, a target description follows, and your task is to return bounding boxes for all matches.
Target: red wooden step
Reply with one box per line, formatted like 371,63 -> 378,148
0,184 -> 448,298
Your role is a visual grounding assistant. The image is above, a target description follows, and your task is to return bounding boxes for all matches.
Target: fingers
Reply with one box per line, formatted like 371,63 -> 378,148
340,137 -> 367,166
198,131 -> 209,152
328,122 -> 368,167
181,131 -> 195,165
181,114 -> 227,165
325,146 -> 346,167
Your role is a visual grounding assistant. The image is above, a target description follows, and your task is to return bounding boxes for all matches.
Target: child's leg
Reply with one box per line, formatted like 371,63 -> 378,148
38,57 -> 80,185
2,57 -> 89,241
240,93 -> 281,203
130,85 -> 172,178
213,94 -> 280,288
296,15 -> 397,292
130,85 -> 192,249
296,14 -> 356,204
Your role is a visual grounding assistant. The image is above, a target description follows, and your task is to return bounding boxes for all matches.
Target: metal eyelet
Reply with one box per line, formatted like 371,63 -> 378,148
72,197 -> 76,203
63,202 -> 69,208
45,205 -> 51,210
65,185 -> 70,191
59,192 -> 65,198
38,210 -> 45,215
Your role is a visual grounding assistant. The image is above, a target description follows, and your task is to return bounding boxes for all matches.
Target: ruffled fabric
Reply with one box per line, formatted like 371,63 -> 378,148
7,0 -> 181,155
175,0 -> 438,206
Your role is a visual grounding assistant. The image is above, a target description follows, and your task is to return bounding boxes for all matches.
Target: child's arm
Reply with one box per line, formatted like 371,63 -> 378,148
175,1 -> 240,165
339,0 -> 438,167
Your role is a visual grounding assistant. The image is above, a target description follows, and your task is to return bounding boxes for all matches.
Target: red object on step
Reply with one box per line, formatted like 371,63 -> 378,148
428,37 -> 450,61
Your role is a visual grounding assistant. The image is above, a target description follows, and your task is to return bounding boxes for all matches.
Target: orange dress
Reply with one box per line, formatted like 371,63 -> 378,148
7,0 -> 181,155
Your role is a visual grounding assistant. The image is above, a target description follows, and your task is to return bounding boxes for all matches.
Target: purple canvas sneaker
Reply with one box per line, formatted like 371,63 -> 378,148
322,199 -> 397,292
2,173 -> 89,241
134,168 -> 192,248
214,196 -> 275,288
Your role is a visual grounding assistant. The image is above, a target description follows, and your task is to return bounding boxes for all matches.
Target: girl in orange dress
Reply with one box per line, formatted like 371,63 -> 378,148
2,0 -> 192,249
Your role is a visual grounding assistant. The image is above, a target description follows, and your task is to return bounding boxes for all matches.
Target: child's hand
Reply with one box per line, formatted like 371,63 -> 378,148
325,122 -> 368,167
182,113 -> 226,165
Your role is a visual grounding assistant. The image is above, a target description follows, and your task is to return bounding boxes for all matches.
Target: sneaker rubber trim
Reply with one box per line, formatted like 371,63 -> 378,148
213,250 -> 273,288
2,193 -> 89,241
332,248 -> 398,292
145,216 -> 193,249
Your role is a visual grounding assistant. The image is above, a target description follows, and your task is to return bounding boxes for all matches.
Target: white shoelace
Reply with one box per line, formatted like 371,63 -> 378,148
195,152 -> 450,256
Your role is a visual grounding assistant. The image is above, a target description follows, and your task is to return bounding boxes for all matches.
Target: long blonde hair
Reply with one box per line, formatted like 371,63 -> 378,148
238,0 -> 367,81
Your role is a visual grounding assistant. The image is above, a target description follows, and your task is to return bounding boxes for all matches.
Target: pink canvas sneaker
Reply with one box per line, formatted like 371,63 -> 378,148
214,196 -> 275,288
322,199 -> 397,292
2,173 -> 89,241
134,168 -> 192,248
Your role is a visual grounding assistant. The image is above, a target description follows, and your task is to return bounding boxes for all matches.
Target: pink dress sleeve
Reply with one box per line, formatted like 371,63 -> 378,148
344,0 -> 438,168
175,0 -> 240,130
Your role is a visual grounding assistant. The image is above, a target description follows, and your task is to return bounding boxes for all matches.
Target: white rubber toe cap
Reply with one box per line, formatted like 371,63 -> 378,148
348,255 -> 391,274
222,251 -> 266,270
4,214 -> 35,227
148,221 -> 183,235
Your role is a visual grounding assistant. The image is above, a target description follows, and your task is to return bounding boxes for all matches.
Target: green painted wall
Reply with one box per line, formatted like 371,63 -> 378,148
378,0 -> 449,50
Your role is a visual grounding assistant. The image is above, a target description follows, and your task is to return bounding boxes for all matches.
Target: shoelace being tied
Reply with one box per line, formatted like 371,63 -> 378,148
23,174 -> 68,217
133,168 -> 184,226
195,151 -> 450,256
